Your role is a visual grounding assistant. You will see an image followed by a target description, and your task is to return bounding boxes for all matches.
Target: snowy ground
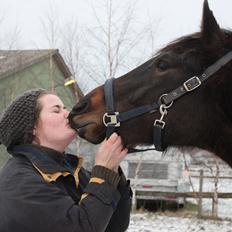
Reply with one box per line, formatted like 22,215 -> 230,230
126,169 -> 232,231
126,177 -> 232,231
127,212 -> 232,232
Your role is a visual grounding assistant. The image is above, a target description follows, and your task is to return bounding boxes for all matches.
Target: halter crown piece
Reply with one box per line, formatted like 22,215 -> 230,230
103,51 -> 232,153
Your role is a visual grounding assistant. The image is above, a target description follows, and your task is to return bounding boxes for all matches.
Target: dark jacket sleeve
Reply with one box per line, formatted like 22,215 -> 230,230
105,167 -> 132,232
0,158 -> 125,232
87,165 -> 132,232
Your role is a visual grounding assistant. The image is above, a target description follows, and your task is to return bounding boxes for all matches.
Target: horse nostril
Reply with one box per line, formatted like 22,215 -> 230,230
72,100 -> 90,115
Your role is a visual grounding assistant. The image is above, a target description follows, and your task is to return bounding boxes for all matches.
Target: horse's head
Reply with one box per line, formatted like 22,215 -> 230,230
69,1 -> 232,164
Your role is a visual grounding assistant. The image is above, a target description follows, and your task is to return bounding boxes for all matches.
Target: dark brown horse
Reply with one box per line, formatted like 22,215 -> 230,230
69,1 -> 232,167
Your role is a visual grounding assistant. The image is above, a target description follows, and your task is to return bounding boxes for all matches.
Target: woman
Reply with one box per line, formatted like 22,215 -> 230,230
0,89 -> 131,232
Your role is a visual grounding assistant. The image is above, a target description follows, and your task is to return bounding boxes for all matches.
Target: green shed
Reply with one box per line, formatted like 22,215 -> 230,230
0,49 -> 83,168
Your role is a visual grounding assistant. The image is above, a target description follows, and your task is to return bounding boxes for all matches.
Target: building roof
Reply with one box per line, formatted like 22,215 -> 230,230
0,49 -> 69,78
0,49 -> 83,99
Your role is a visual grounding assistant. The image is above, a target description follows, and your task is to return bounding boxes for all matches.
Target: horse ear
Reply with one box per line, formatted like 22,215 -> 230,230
201,0 -> 223,50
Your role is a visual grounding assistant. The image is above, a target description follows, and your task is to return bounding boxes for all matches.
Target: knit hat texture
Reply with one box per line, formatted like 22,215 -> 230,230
0,89 -> 45,148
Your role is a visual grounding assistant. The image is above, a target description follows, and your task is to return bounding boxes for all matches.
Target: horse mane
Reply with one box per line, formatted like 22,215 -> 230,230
160,29 -> 232,53
159,33 -> 201,53
125,28 -> 232,81
130,33 -> 204,78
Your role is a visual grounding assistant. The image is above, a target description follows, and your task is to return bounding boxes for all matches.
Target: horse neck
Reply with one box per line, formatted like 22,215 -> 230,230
218,71 -> 232,122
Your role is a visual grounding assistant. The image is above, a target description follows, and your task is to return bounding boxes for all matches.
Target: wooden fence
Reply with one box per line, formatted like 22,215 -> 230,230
135,170 -> 232,219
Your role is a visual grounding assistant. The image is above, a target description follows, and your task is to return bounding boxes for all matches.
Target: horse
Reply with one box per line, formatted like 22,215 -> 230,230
69,0 -> 232,167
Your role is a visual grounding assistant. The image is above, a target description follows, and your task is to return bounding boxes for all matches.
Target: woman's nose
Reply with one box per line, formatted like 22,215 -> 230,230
64,109 -> 70,118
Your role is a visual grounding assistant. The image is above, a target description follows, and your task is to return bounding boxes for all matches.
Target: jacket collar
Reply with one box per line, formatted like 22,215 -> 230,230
8,144 -> 80,174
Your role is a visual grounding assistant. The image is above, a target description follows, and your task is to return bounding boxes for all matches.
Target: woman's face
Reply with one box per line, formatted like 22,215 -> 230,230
33,94 -> 77,152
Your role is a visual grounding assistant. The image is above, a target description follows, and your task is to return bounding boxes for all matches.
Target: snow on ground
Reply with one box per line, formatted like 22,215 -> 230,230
126,177 -> 232,232
127,212 -> 232,232
126,173 -> 232,231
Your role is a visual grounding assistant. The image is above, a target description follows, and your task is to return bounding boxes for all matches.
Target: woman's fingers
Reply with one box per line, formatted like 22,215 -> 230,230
106,132 -> 119,146
108,133 -> 122,146
120,147 -> 128,159
95,132 -> 128,171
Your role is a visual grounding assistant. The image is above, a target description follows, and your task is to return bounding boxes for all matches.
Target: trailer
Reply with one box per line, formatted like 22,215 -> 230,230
122,155 -> 190,209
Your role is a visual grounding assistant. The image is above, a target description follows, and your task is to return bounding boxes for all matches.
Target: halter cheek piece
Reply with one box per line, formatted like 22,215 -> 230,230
103,51 -> 232,153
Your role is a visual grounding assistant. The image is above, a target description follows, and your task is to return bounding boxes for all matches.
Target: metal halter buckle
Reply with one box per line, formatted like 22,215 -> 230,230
154,119 -> 165,129
183,76 -> 201,92
103,112 -> 120,127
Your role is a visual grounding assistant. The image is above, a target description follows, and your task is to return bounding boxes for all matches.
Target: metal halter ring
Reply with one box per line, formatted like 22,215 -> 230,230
103,112 -> 120,127
158,94 -> 173,109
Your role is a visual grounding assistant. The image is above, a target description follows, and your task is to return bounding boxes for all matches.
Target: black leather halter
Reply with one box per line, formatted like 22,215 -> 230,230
103,51 -> 232,153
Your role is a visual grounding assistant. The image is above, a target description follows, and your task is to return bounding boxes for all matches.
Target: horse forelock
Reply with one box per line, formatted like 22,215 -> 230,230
159,33 -> 202,53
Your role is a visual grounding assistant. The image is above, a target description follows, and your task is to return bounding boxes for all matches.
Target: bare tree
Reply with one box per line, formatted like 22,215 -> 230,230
40,0 -> 160,94
40,2 -> 64,91
0,11 -> 5,49
40,1 -> 61,49
60,20 -> 80,76
58,20 -> 91,93
189,151 -> 221,218
202,157 -> 220,218
0,12 -> 21,50
131,153 -> 143,211
81,0 -> 160,92
0,10 -> 4,28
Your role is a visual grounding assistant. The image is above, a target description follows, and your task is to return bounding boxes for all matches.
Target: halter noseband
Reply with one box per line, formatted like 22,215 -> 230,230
103,51 -> 232,153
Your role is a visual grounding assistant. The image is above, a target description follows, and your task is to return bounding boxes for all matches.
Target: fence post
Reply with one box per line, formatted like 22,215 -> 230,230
132,153 -> 143,211
212,159 -> 219,218
198,169 -> 204,218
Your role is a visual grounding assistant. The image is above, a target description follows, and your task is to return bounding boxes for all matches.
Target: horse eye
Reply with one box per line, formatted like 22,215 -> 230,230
156,60 -> 169,71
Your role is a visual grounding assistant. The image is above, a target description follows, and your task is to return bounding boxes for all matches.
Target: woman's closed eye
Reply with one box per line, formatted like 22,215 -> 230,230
52,105 -> 64,113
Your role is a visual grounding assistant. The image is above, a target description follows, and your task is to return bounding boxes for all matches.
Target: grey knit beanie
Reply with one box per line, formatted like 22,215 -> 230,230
0,89 -> 46,148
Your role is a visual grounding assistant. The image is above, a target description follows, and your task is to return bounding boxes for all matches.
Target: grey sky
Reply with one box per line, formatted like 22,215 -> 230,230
0,0 -> 231,50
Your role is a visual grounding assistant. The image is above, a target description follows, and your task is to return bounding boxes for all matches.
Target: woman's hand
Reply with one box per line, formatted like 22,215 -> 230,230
95,133 -> 128,172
